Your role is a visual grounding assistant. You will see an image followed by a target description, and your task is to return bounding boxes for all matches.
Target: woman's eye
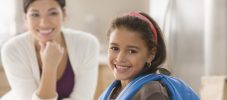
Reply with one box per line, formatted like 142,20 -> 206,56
31,13 -> 39,17
49,12 -> 59,16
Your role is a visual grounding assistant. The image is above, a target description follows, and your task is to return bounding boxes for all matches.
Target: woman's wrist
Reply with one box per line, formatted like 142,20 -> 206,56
35,90 -> 58,100
37,66 -> 57,99
42,65 -> 58,73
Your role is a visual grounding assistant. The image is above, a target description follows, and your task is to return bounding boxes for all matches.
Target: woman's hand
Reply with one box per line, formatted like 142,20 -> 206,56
37,41 -> 64,99
39,41 -> 64,71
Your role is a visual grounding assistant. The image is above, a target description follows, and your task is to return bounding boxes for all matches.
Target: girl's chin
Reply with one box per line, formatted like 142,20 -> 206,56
114,74 -> 129,81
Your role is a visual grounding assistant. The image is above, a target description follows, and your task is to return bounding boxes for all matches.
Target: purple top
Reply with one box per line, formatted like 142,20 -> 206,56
57,59 -> 75,100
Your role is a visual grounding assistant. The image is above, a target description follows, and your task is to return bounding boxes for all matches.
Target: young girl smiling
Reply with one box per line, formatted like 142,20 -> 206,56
99,11 -> 199,100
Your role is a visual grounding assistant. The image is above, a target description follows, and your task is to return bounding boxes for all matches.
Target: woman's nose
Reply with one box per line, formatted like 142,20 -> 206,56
39,17 -> 50,27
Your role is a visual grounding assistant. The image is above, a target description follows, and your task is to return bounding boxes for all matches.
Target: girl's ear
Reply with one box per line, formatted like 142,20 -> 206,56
147,47 -> 157,63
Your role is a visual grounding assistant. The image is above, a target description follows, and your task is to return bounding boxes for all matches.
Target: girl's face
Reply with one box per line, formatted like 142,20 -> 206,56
25,0 -> 65,42
108,27 -> 153,83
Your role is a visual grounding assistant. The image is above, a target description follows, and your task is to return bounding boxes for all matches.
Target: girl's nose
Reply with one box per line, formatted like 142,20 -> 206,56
115,52 -> 127,62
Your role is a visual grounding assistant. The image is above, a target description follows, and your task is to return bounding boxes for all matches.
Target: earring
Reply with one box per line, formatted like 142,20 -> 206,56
146,62 -> 151,67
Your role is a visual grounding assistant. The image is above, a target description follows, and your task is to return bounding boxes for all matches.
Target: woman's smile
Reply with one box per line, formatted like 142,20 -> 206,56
37,28 -> 55,36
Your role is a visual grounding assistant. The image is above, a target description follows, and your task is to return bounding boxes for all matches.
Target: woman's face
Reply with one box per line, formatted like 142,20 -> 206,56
25,0 -> 65,42
108,27 -> 153,83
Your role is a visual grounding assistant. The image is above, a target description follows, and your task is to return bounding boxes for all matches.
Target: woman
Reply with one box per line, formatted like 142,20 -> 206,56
99,11 -> 199,100
1,0 -> 99,100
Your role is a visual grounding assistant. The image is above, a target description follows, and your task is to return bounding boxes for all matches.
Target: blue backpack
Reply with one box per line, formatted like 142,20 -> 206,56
99,74 -> 200,100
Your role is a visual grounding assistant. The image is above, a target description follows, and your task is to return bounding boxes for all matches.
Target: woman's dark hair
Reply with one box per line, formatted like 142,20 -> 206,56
107,12 -> 167,75
23,0 -> 66,13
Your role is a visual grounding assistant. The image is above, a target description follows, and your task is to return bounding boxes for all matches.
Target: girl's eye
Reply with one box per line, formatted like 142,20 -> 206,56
110,47 -> 119,51
128,49 -> 137,54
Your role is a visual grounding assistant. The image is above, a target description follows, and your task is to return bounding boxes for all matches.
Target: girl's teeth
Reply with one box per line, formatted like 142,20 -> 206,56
115,65 -> 129,73
117,66 -> 127,69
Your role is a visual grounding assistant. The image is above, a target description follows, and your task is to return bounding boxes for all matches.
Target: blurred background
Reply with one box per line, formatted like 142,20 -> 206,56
0,0 -> 226,99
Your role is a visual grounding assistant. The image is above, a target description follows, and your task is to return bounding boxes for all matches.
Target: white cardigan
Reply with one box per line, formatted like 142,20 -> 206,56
1,28 -> 100,100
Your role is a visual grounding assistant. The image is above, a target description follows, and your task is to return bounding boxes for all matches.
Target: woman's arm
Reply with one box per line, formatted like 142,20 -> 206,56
1,40 -> 64,100
36,42 -> 64,99
1,41 -> 38,100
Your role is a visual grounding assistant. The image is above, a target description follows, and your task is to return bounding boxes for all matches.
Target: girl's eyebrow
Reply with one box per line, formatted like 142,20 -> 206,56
110,43 -> 140,50
127,45 -> 140,50
110,43 -> 119,46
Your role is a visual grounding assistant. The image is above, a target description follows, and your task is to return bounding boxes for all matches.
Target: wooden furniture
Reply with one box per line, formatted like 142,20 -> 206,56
94,63 -> 114,100
200,76 -> 227,100
0,67 -> 10,96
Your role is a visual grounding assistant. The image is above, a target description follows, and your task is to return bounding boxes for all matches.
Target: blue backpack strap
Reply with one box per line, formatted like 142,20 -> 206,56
99,80 -> 119,100
116,74 -> 163,100
116,74 -> 199,100
99,74 -> 200,100
161,75 -> 199,100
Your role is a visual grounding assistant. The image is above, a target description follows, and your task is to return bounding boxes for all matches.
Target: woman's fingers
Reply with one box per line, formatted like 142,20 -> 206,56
39,41 -> 64,70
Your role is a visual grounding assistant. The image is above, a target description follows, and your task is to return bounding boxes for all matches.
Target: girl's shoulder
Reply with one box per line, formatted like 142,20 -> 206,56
138,81 -> 168,95
133,81 -> 169,100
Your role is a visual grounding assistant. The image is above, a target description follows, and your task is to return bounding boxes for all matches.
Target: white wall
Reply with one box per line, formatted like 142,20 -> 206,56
150,0 -> 205,93
204,0 -> 227,75
0,0 -> 19,66
64,0 -> 149,52
1,0 -> 150,65
170,0 -> 205,93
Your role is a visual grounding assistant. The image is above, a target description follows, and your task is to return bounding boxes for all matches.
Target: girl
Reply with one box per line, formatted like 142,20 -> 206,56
99,11 -> 199,100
